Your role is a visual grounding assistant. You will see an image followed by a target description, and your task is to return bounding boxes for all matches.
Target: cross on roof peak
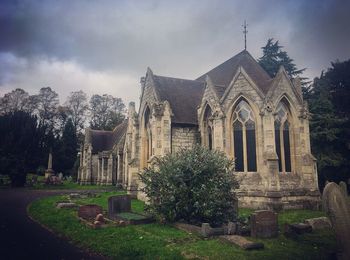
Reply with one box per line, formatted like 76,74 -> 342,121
242,20 -> 248,50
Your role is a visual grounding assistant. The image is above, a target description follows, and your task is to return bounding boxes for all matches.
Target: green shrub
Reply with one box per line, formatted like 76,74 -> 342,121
139,145 -> 239,227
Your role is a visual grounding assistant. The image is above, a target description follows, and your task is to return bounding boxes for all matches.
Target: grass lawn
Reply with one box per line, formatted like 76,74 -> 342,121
28,192 -> 337,260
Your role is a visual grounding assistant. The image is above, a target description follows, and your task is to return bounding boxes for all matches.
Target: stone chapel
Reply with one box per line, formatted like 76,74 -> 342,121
78,49 -> 320,209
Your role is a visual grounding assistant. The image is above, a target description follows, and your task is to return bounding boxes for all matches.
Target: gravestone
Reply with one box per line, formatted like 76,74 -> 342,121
78,204 -> 103,220
58,172 -> 63,181
339,181 -> 348,197
219,235 -> 264,250
284,223 -> 312,237
322,182 -> 350,260
56,202 -> 77,209
108,195 -> 131,219
304,217 -> 331,230
250,210 -> 278,238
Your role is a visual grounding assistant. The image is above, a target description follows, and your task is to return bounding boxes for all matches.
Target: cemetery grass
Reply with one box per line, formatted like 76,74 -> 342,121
28,193 -> 337,260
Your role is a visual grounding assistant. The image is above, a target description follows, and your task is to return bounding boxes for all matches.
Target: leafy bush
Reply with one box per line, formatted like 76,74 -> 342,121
139,145 -> 239,227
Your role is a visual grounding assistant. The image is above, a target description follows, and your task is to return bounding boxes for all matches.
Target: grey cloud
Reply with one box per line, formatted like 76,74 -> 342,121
0,0 -> 349,102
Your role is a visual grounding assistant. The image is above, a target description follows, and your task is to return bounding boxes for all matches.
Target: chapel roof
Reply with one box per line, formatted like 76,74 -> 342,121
196,50 -> 272,94
150,50 -> 271,125
153,75 -> 205,125
88,120 -> 128,154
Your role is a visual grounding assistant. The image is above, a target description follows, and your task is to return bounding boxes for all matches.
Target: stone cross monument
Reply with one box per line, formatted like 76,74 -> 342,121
44,151 -> 55,179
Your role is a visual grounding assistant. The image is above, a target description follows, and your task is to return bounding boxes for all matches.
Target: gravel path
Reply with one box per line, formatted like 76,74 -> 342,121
0,188 -> 108,260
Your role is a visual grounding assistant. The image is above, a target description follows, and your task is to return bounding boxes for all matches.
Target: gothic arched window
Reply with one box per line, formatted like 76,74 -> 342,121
203,105 -> 213,150
144,107 -> 152,161
274,102 -> 292,173
232,100 -> 257,172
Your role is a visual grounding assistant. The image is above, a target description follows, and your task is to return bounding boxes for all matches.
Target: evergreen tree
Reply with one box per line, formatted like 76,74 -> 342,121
258,38 -> 306,79
56,118 -> 78,176
308,59 -> 350,189
0,111 -> 46,186
309,77 -> 346,186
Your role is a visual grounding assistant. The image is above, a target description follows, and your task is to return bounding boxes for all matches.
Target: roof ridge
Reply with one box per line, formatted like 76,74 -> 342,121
195,49 -> 272,94
90,129 -> 113,133
112,119 -> 128,132
154,74 -> 202,83
195,50 -> 248,81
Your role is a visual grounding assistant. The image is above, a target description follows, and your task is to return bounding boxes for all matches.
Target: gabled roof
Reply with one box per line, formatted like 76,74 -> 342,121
213,85 -> 226,99
153,75 -> 205,125
89,120 -> 128,154
196,50 -> 272,94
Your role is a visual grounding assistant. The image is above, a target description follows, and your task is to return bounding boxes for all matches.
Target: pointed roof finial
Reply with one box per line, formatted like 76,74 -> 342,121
242,20 -> 248,50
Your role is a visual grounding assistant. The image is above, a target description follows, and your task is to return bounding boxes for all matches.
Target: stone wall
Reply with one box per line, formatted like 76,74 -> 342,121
171,126 -> 200,153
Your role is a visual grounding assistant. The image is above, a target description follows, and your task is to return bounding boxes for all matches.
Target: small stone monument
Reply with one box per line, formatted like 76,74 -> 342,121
108,195 -> 131,219
44,151 -> 54,179
250,210 -> 278,238
322,182 -> 350,260
339,181 -> 348,197
58,172 -> 63,181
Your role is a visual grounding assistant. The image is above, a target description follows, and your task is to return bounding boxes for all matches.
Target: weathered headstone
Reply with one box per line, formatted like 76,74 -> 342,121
58,172 -> 63,181
284,223 -> 312,237
250,210 -> 278,238
219,235 -> 264,250
108,195 -> 131,219
69,193 -> 81,199
78,204 -> 103,220
304,217 -> 331,230
227,222 -> 237,235
322,182 -> 350,260
201,223 -> 226,237
339,181 -> 348,197
56,202 -> 77,209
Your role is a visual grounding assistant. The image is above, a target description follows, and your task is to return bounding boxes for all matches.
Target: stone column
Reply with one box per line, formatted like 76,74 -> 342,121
101,157 -> 105,185
261,109 -> 280,191
117,154 -> 121,183
213,113 -> 225,152
85,146 -> 92,185
107,155 -> 113,185
97,157 -> 101,184
77,147 -> 83,183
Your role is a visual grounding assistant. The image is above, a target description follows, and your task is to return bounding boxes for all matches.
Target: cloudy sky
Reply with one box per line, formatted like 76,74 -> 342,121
1,0 -> 350,106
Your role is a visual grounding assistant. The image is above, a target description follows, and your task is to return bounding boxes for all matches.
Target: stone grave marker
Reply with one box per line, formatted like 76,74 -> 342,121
56,202 -> 77,209
78,204 -> 103,220
219,235 -> 264,250
304,217 -> 331,230
322,182 -> 350,260
108,195 -> 131,219
339,181 -> 348,197
58,172 -> 63,181
250,210 -> 278,238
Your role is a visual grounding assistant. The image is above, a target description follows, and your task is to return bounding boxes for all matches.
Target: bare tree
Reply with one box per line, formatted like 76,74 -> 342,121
0,88 -> 32,114
89,94 -> 125,130
34,87 -> 59,129
56,105 -> 69,134
64,90 -> 89,134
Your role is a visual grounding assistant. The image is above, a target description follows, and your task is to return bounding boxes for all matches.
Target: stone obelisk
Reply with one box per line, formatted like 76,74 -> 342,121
44,151 -> 55,179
